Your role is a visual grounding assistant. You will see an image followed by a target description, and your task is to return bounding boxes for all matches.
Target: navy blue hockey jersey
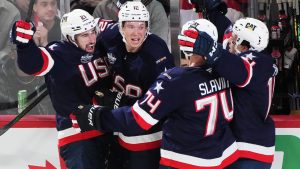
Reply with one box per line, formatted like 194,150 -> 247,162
98,24 -> 175,151
208,10 -> 232,43
214,49 -> 277,163
17,40 -> 111,147
97,21 -> 121,50
100,67 -> 239,168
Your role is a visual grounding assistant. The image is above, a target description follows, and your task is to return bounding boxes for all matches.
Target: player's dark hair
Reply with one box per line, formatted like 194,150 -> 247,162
241,40 -> 250,49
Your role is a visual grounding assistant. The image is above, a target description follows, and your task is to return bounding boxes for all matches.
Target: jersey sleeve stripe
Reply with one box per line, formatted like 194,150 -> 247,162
132,102 -> 159,130
117,131 -> 162,151
33,47 -> 54,76
237,57 -> 253,88
57,128 -> 103,147
160,142 -> 239,168
118,131 -> 162,144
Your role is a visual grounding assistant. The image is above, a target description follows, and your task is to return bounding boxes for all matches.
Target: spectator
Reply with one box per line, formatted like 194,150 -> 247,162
32,0 -> 61,46
9,0 -> 29,20
0,0 -> 53,115
0,0 -> 20,60
156,0 -> 170,16
11,9 -> 113,169
0,0 -> 20,113
71,18 -> 239,169
70,0 -> 103,15
93,0 -> 169,44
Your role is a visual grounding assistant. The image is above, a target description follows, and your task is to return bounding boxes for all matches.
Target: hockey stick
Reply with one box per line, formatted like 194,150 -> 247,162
26,0 -> 36,22
0,83 -> 47,110
0,88 -> 48,136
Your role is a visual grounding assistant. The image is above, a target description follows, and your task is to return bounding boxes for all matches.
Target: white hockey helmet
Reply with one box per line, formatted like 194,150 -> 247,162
118,1 -> 150,26
118,1 -> 150,43
232,17 -> 269,52
190,19 -> 218,41
180,19 -> 218,58
61,9 -> 97,44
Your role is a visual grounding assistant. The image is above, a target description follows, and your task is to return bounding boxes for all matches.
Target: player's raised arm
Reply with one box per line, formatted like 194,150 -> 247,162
11,20 -> 54,76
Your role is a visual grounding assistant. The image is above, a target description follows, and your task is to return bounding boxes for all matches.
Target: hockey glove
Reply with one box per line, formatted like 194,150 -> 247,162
70,105 -> 110,132
178,32 -> 195,55
11,20 -> 35,46
94,89 -> 126,109
182,29 -> 222,65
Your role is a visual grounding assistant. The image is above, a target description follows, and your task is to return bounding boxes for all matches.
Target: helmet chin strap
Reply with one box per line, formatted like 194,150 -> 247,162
67,35 -> 79,47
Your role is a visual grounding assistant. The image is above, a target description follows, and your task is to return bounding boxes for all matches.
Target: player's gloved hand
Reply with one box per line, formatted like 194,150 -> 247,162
178,32 -> 195,56
94,89 -> 126,109
70,105 -> 110,132
11,20 -> 35,46
179,29 -> 222,65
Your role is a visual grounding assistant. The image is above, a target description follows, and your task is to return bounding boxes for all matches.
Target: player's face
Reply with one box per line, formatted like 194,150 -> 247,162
33,0 -> 58,23
75,28 -> 97,53
121,21 -> 148,52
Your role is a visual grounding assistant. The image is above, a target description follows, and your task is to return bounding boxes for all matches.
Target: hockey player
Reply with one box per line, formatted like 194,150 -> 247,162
11,9 -> 113,169
70,18 -> 240,169
179,17 -> 277,169
95,2 -> 175,169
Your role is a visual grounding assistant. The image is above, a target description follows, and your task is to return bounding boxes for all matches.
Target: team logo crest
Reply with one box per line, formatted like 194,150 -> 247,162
80,54 -> 93,63
245,22 -> 257,31
107,52 -> 116,64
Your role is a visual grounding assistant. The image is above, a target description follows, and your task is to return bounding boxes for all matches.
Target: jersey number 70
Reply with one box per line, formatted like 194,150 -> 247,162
195,90 -> 234,137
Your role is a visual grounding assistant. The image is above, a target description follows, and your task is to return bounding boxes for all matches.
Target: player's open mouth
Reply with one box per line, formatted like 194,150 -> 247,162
131,38 -> 141,45
86,44 -> 95,51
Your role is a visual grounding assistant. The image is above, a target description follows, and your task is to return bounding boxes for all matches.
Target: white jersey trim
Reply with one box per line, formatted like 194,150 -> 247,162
133,102 -> 159,126
161,141 -> 238,167
57,127 -> 80,139
118,131 -> 162,144
36,47 -> 54,76
237,142 -> 275,155
237,57 -> 253,88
